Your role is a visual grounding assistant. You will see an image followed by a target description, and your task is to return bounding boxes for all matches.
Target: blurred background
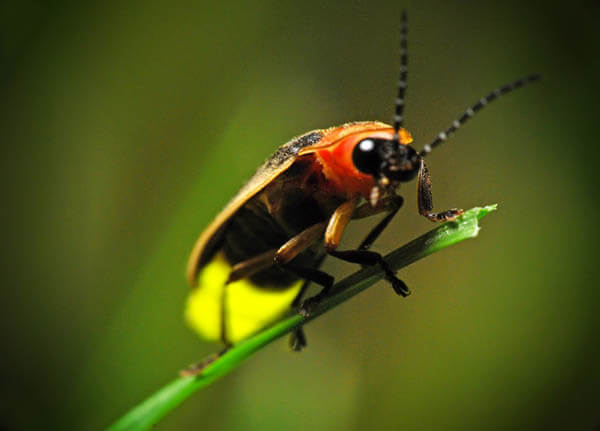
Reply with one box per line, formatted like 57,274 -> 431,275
2,0 -> 599,429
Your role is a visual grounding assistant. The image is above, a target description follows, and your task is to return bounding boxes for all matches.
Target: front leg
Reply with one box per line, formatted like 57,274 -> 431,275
418,159 -> 464,222
324,197 -> 410,297
354,195 -> 404,251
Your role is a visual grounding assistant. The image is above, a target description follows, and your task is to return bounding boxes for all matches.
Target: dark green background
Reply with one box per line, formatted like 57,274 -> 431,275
2,1 -> 599,430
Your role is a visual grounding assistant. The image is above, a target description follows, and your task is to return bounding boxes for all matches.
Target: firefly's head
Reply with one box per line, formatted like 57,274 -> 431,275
352,137 -> 420,187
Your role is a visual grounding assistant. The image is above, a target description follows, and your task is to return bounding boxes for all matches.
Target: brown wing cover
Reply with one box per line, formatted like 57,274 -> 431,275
186,129 -> 323,285
186,121 -> 391,286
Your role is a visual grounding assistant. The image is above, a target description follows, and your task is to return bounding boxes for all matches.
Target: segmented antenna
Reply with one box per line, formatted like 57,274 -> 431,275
419,74 -> 540,157
393,10 -> 409,137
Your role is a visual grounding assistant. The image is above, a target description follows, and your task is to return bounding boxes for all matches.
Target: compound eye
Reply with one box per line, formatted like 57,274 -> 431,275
352,139 -> 380,175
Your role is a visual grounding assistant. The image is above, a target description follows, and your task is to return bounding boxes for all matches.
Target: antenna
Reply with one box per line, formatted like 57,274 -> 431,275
419,74 -> 541,157
393,10 -> 409,138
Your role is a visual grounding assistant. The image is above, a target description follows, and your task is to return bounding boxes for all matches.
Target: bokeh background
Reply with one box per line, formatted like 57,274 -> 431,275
2,1 -> 599,430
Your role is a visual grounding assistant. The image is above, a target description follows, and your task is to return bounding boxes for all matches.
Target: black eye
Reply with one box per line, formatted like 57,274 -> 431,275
352,139 -> 380,175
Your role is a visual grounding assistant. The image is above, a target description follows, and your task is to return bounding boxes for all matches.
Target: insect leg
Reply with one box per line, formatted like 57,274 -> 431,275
290,282 -> 311,351
227,221 -> 333,298
277,223 -> 334,295
291,254 -> 328,306
328,249 -> 410,296
228,221 -> 328,285
225,223 -> 333,350
282,225 -> 343,350
274,222 -> 327,265
354,195 -> 404,251
227,249 -> 278,283
180,346 -> 231,376
324,196 -> 360,249
289,326 -> 307,351
284,263 -> 333,291
220,287 -> 230,345
325,197 -> 410,297
418,159 -> 464,222
351,195 -> 402,220
288,255 -> 327,351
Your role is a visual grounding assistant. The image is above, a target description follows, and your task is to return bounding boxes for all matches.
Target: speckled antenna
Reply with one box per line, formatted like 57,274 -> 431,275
392,10 -> 408,139
419,74 -> 541,157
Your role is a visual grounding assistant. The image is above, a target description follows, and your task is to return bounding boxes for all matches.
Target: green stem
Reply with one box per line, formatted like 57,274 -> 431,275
107,205 -> 497,431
